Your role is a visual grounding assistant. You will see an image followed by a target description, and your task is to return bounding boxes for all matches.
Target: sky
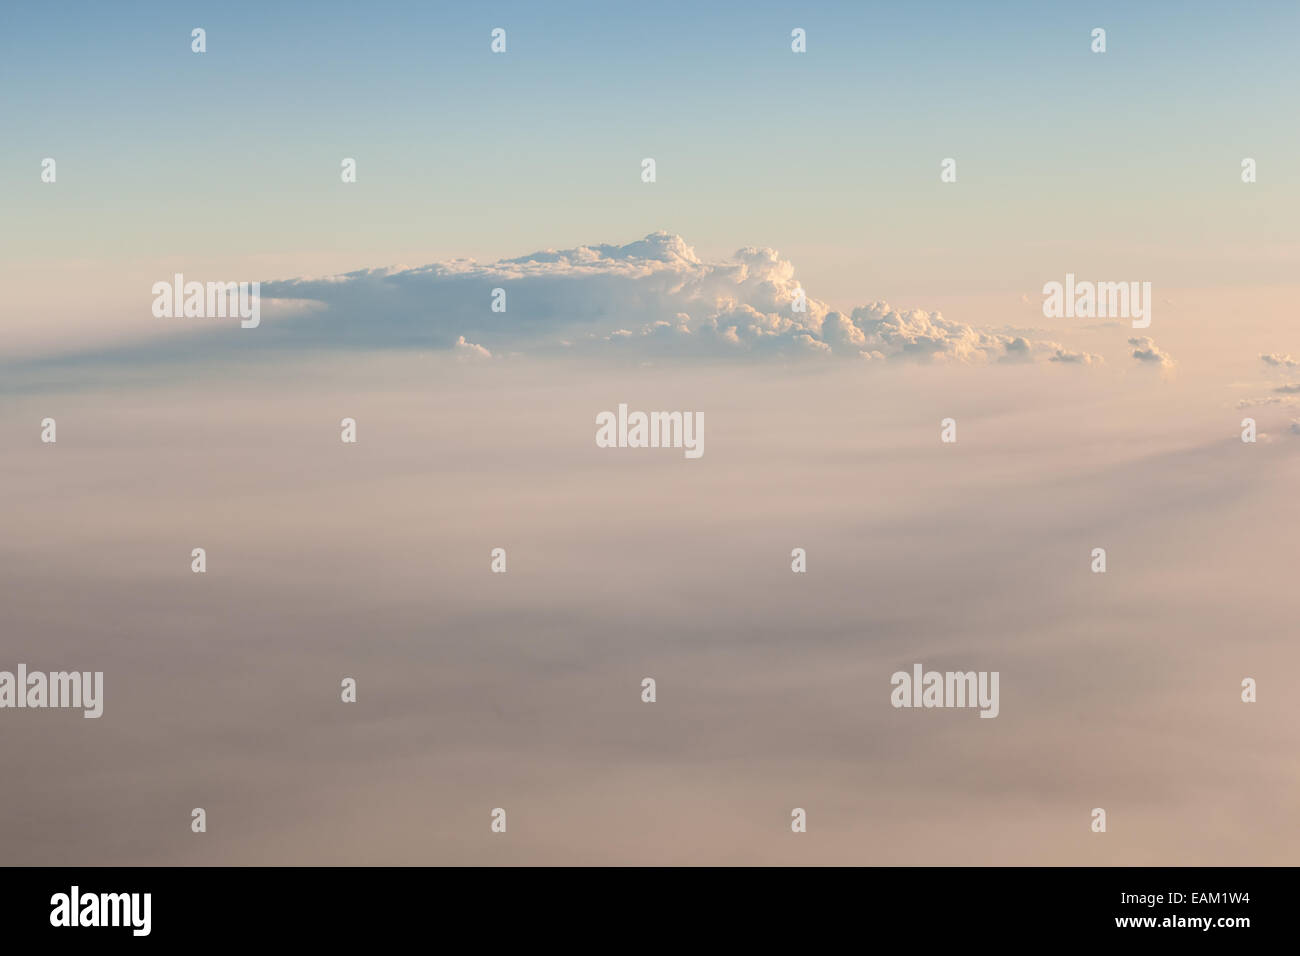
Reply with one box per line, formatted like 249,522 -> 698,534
1,1 -> 1299,865
2,0 -> 1297,353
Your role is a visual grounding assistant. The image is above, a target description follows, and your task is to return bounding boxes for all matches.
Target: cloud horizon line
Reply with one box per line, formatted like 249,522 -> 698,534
10,232 -> 1169,373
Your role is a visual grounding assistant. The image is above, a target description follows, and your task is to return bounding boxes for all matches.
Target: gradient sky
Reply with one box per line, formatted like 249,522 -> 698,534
3,3 -> 1299,867
2,0 -> 1297,336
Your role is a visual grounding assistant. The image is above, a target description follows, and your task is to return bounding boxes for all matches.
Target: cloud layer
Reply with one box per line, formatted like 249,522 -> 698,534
258,232 -> 1100,365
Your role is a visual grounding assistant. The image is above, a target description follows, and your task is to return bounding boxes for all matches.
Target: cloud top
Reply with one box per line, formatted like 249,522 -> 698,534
257,232 -> 1101,365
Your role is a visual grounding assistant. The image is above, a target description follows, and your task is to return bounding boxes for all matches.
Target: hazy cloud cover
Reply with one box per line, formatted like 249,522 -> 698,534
4,358 -> 1297,864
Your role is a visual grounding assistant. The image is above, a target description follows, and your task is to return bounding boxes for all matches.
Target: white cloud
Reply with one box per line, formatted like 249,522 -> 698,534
1047,344 -> 1102,365
1128,336 -> 1176,369
453,336 -> 492,361
253,232 -> 1104,366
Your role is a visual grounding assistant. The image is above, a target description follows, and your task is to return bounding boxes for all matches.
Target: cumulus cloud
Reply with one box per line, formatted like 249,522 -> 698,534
453,336 -> 491,361
1261,353 -> 1299,369
250,232 -> 1101,366
1128,336 -> 1176,368
1046,344 -> 1102,365
1238,355 -> 1300,407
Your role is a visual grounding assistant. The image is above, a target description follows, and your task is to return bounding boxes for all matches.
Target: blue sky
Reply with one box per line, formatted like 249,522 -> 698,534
2,0 -> 1297,319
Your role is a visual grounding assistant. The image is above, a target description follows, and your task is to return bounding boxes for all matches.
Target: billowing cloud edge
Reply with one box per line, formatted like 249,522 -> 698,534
260,232 -> 1105,366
